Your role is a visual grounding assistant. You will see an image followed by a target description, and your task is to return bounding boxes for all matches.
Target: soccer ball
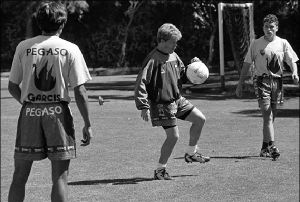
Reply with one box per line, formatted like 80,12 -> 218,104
186,61 -> 209,84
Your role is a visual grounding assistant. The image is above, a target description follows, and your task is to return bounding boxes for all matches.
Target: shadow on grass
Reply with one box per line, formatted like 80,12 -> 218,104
276,109 -> 300,117
88,95 -> 134,101
68,177 -> 154,185
210,155 -> 260,159
232,108 -> 299,118
85,81 -> 135,91
68,174 -> 197,186
174,155 -> 270,161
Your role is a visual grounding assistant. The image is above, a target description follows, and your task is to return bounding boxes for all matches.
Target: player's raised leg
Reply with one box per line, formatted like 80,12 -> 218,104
51,160 -> 70,202
184,108 -> 210,163
8,159 -> 33,202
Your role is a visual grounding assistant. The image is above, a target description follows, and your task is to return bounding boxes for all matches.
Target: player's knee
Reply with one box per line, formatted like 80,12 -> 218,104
259,99 -> 270,111
167,132 -> 179,141
262,113 -> 273,124
260,104 -> 273,121
173,133 -> 180,140
169,135 -> 179,145
165,128 -> 179,142
52,171 -> 68,184
195,115 -> 206,126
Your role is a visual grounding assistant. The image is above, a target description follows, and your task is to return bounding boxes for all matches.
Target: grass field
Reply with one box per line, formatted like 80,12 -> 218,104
1,75 -> 299,202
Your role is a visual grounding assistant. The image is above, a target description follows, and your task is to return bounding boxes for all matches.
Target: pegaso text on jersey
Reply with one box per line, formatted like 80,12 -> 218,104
25,106 -> 62,117
26,48 -> 68,56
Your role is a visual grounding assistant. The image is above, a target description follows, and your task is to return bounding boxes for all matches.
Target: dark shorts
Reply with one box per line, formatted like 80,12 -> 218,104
253,75 -> 282,109
14,102 -> 76,161
150,96 -> 194,127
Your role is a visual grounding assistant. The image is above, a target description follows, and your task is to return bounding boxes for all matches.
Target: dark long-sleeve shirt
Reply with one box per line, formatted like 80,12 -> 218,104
134,48 -> 187,110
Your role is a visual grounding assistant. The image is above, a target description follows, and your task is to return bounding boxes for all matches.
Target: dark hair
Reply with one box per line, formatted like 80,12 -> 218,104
36,1 -> 67,33
263,14 -> 279,26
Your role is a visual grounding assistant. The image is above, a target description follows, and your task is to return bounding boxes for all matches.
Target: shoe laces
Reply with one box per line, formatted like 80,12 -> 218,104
194,152 -> 206,158
269,146 -> 278,152
157,168 -> 170,177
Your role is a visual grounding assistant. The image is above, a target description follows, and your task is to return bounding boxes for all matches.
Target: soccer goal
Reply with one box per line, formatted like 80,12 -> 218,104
218,2 -> 254,89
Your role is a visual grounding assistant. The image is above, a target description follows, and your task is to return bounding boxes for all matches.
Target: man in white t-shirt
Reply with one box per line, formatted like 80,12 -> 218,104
8,1 -> 93,201
236,14 -> 299,160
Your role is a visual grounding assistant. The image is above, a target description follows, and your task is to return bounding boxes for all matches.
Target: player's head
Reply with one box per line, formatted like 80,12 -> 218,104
36,1 -> 67,34
263,14 -> 279,27
157,23 -> 182,54
262,14 -> 278,40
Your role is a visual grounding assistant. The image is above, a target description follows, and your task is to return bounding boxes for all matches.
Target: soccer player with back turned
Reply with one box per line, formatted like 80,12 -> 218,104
8,1 -> 93,201
134,23 -> 210,180
236,14 -> 299,160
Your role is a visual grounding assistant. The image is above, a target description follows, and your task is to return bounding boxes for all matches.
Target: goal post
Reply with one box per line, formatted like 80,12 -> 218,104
218,2 -> 254,90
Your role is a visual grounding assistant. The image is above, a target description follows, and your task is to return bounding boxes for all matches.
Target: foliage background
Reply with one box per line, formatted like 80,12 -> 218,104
1,0 -> 299,71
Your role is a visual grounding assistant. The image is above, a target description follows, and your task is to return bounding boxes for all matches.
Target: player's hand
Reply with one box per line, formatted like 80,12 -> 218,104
81,126 -> 93,146
190,57 -> 201,63
292,74 -> 299,84
141,109 -> 150,122
235,83 -> 243,98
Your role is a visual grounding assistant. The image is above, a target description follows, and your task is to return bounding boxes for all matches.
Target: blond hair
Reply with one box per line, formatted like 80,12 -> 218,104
157,23 -> 182,43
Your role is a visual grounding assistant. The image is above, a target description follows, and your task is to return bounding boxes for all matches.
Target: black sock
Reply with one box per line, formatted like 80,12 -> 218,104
262,142 -> 268,149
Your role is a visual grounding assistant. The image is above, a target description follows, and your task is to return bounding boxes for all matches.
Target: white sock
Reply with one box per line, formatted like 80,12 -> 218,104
156,163 -> 167,170
186,145 -> 197,155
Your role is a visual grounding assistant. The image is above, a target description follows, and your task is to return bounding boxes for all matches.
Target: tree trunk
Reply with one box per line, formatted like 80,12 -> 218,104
118,0 -> 144,67
207,23 -> 216,68
118,14 -> 134,67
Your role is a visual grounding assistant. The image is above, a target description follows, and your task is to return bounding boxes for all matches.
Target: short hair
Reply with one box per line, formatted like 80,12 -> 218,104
157,23 -> 182,43
36,1 -> 67,33
263,14 -> 279,26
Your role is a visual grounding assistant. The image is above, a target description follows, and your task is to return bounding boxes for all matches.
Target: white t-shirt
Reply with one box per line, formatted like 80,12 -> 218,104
244,36 -> 299,77
9,35 -> 92,103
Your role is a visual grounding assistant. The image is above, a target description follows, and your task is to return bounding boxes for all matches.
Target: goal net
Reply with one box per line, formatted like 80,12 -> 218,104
218,3 -> 254,89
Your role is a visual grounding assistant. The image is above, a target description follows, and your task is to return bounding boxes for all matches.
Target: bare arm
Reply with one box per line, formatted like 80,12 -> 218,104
289,62 -> 299,84
74,84 -> 91,127
8,81 -> 22,104
235,62 -> 252,97
74,84 -> 93,145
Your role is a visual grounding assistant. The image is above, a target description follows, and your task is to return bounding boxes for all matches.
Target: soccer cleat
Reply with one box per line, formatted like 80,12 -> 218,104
259,148 -> 270,157
269,146 -> 280,161
184,152 -> 210,163
154,168 -> 172,180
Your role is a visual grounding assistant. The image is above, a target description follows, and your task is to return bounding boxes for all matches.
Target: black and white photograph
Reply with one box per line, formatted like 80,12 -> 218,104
1,0 -> 299,201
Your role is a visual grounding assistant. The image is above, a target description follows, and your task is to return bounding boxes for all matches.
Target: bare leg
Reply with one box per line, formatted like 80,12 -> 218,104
260,103 -> 275,143
51,160 -> 70,202
271,103 -> 278,122
8,159 -> 33,202
158,126 -> 179,164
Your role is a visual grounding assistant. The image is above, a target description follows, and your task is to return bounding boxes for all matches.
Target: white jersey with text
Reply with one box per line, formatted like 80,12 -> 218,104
244,36 -> 299,77
9,35 -> 92,103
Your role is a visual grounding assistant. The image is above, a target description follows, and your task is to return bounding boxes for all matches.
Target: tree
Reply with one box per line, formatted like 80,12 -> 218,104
1,0 -> 299,71
192,0 -> 218,68
118,0 -> 144,67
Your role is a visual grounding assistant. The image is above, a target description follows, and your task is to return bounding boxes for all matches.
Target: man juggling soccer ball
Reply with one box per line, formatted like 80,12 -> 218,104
236,14 -> 299,161
134,23 -> 210,180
